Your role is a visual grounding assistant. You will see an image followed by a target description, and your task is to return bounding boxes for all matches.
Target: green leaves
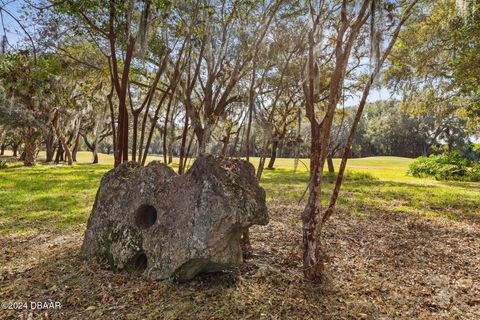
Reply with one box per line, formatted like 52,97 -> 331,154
408,151 -> 480,181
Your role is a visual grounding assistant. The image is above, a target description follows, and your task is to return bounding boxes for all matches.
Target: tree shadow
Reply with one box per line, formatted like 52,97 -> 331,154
0,236 -> 329,319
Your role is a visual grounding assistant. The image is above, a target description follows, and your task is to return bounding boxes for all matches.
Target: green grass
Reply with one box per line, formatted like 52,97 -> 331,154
0,152 -> 479,236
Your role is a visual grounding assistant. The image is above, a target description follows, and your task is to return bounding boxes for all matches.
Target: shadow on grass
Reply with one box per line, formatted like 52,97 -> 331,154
261,169 -> 480,225
0,164 -> 111,235
2,162 -> 479,235
440,180 -> 480,190
0,242 -> 328,319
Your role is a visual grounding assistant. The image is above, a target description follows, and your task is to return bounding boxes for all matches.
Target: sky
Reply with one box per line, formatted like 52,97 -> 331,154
0,0 -> 25,50
0,0 -> 25,48
345,87 -> 394,107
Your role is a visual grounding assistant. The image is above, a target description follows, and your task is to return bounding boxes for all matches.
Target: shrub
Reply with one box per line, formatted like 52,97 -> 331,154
408,152 -> 480,181
470,162 -> 480,181
0,160 -> 7,169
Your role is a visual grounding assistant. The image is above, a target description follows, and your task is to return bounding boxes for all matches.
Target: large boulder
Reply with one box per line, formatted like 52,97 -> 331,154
81,155 -> 268,281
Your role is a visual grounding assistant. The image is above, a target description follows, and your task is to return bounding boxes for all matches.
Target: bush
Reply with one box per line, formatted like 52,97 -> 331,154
0,160 -> 7,169
408,151 -> 480,181
470,162 -> 480,181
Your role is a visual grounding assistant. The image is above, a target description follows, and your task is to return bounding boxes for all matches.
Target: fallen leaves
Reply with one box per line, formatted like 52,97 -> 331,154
0,198 -> 479,319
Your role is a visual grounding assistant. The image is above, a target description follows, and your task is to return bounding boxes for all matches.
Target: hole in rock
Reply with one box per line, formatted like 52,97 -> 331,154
135,204 -> 157,229
134,253 -> 148,272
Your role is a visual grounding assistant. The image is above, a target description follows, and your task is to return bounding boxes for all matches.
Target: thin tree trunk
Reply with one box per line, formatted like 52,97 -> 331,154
301,23 -> 326,280
327,156 -> 335,174
220,128 -> 232,156
301,122 -> 326,280
19,150 -> 26,161
266,140 -> 279,170
167,108 -> 176,164
107,87 -> 118,167
256,137 -> 271,180
141,88 -> 176,166
12,143 -> 20,157
91,141 -> 99,163
245,62 -> 256,162
178,113 -> 189,175
301,0 -> 418,281
93,148 -> 99,164
45,131 -> 55,162
323,2 -> 417,224
183,131 -> 195,170
163,98 -> 173,163
121,103 -> 129,163
55,143 -> 63,164
131,111 -> 140,163
72,132 -> 81,162
12,144 -> 19,157
232,126 -> 242,157
256,156 -> 266,179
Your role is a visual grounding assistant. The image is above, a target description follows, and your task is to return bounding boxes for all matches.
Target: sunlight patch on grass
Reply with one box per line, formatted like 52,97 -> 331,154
0,154 -> 478,235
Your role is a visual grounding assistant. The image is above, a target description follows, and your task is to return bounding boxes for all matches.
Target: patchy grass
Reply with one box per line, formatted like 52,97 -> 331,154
0,153 -> 479,319
0,163 -> 109,235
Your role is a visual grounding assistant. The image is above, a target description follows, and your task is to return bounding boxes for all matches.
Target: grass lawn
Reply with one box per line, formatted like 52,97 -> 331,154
1,152 -> 479,319
1,152 -> 477,235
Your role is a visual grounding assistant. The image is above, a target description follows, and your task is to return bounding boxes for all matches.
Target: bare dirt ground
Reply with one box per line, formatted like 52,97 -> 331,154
1,200 -> 479,319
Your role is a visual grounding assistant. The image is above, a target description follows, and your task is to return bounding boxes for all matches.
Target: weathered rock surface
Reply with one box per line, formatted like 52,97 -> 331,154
81,155 -> 268,281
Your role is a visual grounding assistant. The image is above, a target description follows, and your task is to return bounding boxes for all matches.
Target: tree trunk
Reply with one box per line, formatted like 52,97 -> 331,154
164,109 -> 175,164
245,57 -> 257,162
23,136 -> 37,166
300,0 -> 418,281
196,125 -> 212,156
231,126 -> 243,157
0,144 -> 5,155
301,123 -> 328,280
107,89 -> 118,166
93,149 -> 99,164
301,25 -> 327,280
220,129 -> 232,156
52,111 -> 73,165
178,114 -> 189,175
82,134 -> 97,164
266,140 -> 279,170
163,99 -> 173,164
45,132 -> 55,162
256,138 -> 270,180
183,131 -> 195,170
140,91 -> 175,166
55,143 -> 63,164
327,156 -> 335,174
422,145 -> 428,157
131,111 -> 139,163
12,144 -> 19,157
72,133 -> 81,162
256,156 -> 267,179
